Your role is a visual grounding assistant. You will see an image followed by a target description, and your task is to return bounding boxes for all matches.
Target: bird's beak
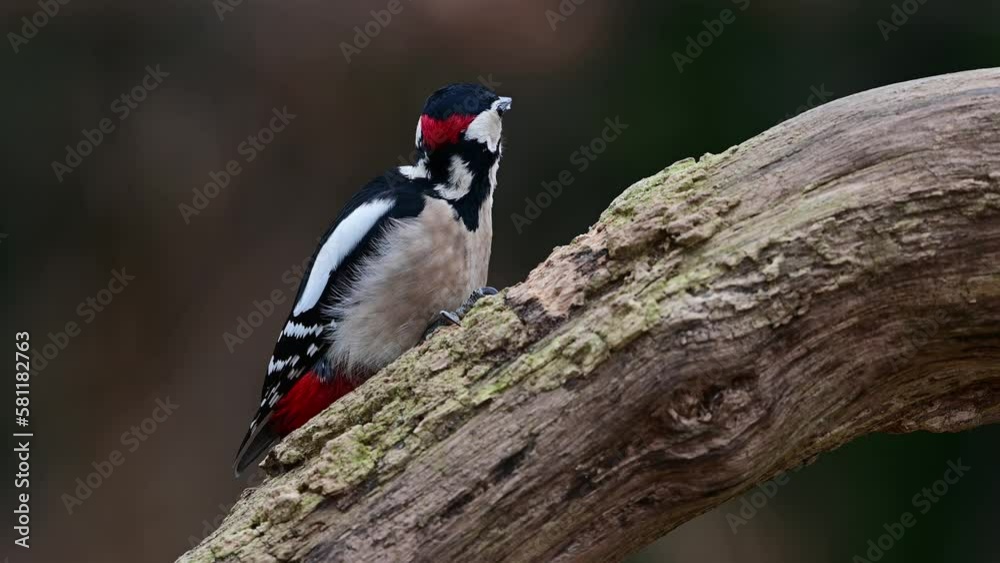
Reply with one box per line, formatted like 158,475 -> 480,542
496,96 -> 513,115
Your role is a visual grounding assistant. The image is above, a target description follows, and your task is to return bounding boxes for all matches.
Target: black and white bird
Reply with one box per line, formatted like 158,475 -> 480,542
234,83 -> 512,474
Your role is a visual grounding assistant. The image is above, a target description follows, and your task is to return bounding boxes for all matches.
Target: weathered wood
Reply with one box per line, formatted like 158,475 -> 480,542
180,68 -> 1000,563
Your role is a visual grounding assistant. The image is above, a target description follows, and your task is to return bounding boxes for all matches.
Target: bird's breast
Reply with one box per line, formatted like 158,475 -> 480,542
328,196 -> 492,372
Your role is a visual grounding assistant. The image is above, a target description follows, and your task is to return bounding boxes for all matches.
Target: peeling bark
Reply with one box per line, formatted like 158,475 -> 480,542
179,68 -> 1000,563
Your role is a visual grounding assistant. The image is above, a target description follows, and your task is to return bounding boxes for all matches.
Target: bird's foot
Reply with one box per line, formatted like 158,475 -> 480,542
454,286 -> 499,319
423,287 -> 498,340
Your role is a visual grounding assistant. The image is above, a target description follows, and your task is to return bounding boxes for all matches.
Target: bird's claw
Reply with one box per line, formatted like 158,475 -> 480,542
456,286 -> 498,318
439,310 -> 462,326
422,287 -> 498,340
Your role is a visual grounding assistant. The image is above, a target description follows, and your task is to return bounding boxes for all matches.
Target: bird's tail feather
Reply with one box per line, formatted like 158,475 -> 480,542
233,422 -> 280,477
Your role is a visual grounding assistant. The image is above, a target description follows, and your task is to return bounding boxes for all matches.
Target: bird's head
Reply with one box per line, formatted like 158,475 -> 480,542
416,83 -> 512,159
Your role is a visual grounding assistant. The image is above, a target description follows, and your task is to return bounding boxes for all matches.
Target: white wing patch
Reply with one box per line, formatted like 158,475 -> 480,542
293,199 -> 394,316
267,355 -> 299,374
282,321 -> 324,338
266,386 -> 282,406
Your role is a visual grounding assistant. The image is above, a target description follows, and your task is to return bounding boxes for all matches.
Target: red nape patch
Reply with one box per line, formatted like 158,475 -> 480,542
421,113 -> 476,150
271,371 -> 357,434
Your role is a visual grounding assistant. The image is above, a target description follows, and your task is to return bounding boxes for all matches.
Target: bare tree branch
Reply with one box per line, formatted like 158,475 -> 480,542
179,68 -> 1000,563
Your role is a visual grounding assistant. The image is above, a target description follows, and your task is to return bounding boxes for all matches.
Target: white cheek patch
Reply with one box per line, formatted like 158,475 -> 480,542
464,110 -> 502,153
293,199 -> 394,316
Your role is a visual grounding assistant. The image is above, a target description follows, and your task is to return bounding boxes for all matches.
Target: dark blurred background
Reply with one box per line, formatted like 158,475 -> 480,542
1,0 -> 998,561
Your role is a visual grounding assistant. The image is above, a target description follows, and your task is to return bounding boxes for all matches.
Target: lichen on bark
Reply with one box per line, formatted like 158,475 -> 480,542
180,68 -> 1000,563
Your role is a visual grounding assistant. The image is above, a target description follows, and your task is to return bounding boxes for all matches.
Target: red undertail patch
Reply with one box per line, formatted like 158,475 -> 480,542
271,371 -> 356,434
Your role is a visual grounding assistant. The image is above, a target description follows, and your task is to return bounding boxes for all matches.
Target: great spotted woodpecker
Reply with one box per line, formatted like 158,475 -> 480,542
234,84 -> 512,474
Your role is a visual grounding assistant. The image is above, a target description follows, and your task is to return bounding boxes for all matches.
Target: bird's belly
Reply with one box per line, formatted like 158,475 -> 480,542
328,197 -> 492,372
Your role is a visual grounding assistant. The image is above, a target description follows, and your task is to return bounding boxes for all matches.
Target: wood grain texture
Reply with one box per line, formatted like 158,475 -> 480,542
179,68 -> 1000,563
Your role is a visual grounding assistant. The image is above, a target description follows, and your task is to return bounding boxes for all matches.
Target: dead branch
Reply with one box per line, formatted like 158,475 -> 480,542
180,68 -> 1000,563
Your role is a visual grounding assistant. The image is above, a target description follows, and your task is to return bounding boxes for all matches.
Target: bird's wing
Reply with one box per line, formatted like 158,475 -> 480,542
234,173 -> 428,471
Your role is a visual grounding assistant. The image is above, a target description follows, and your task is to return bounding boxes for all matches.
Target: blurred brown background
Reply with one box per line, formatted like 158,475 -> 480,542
2,0 -> 998,561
